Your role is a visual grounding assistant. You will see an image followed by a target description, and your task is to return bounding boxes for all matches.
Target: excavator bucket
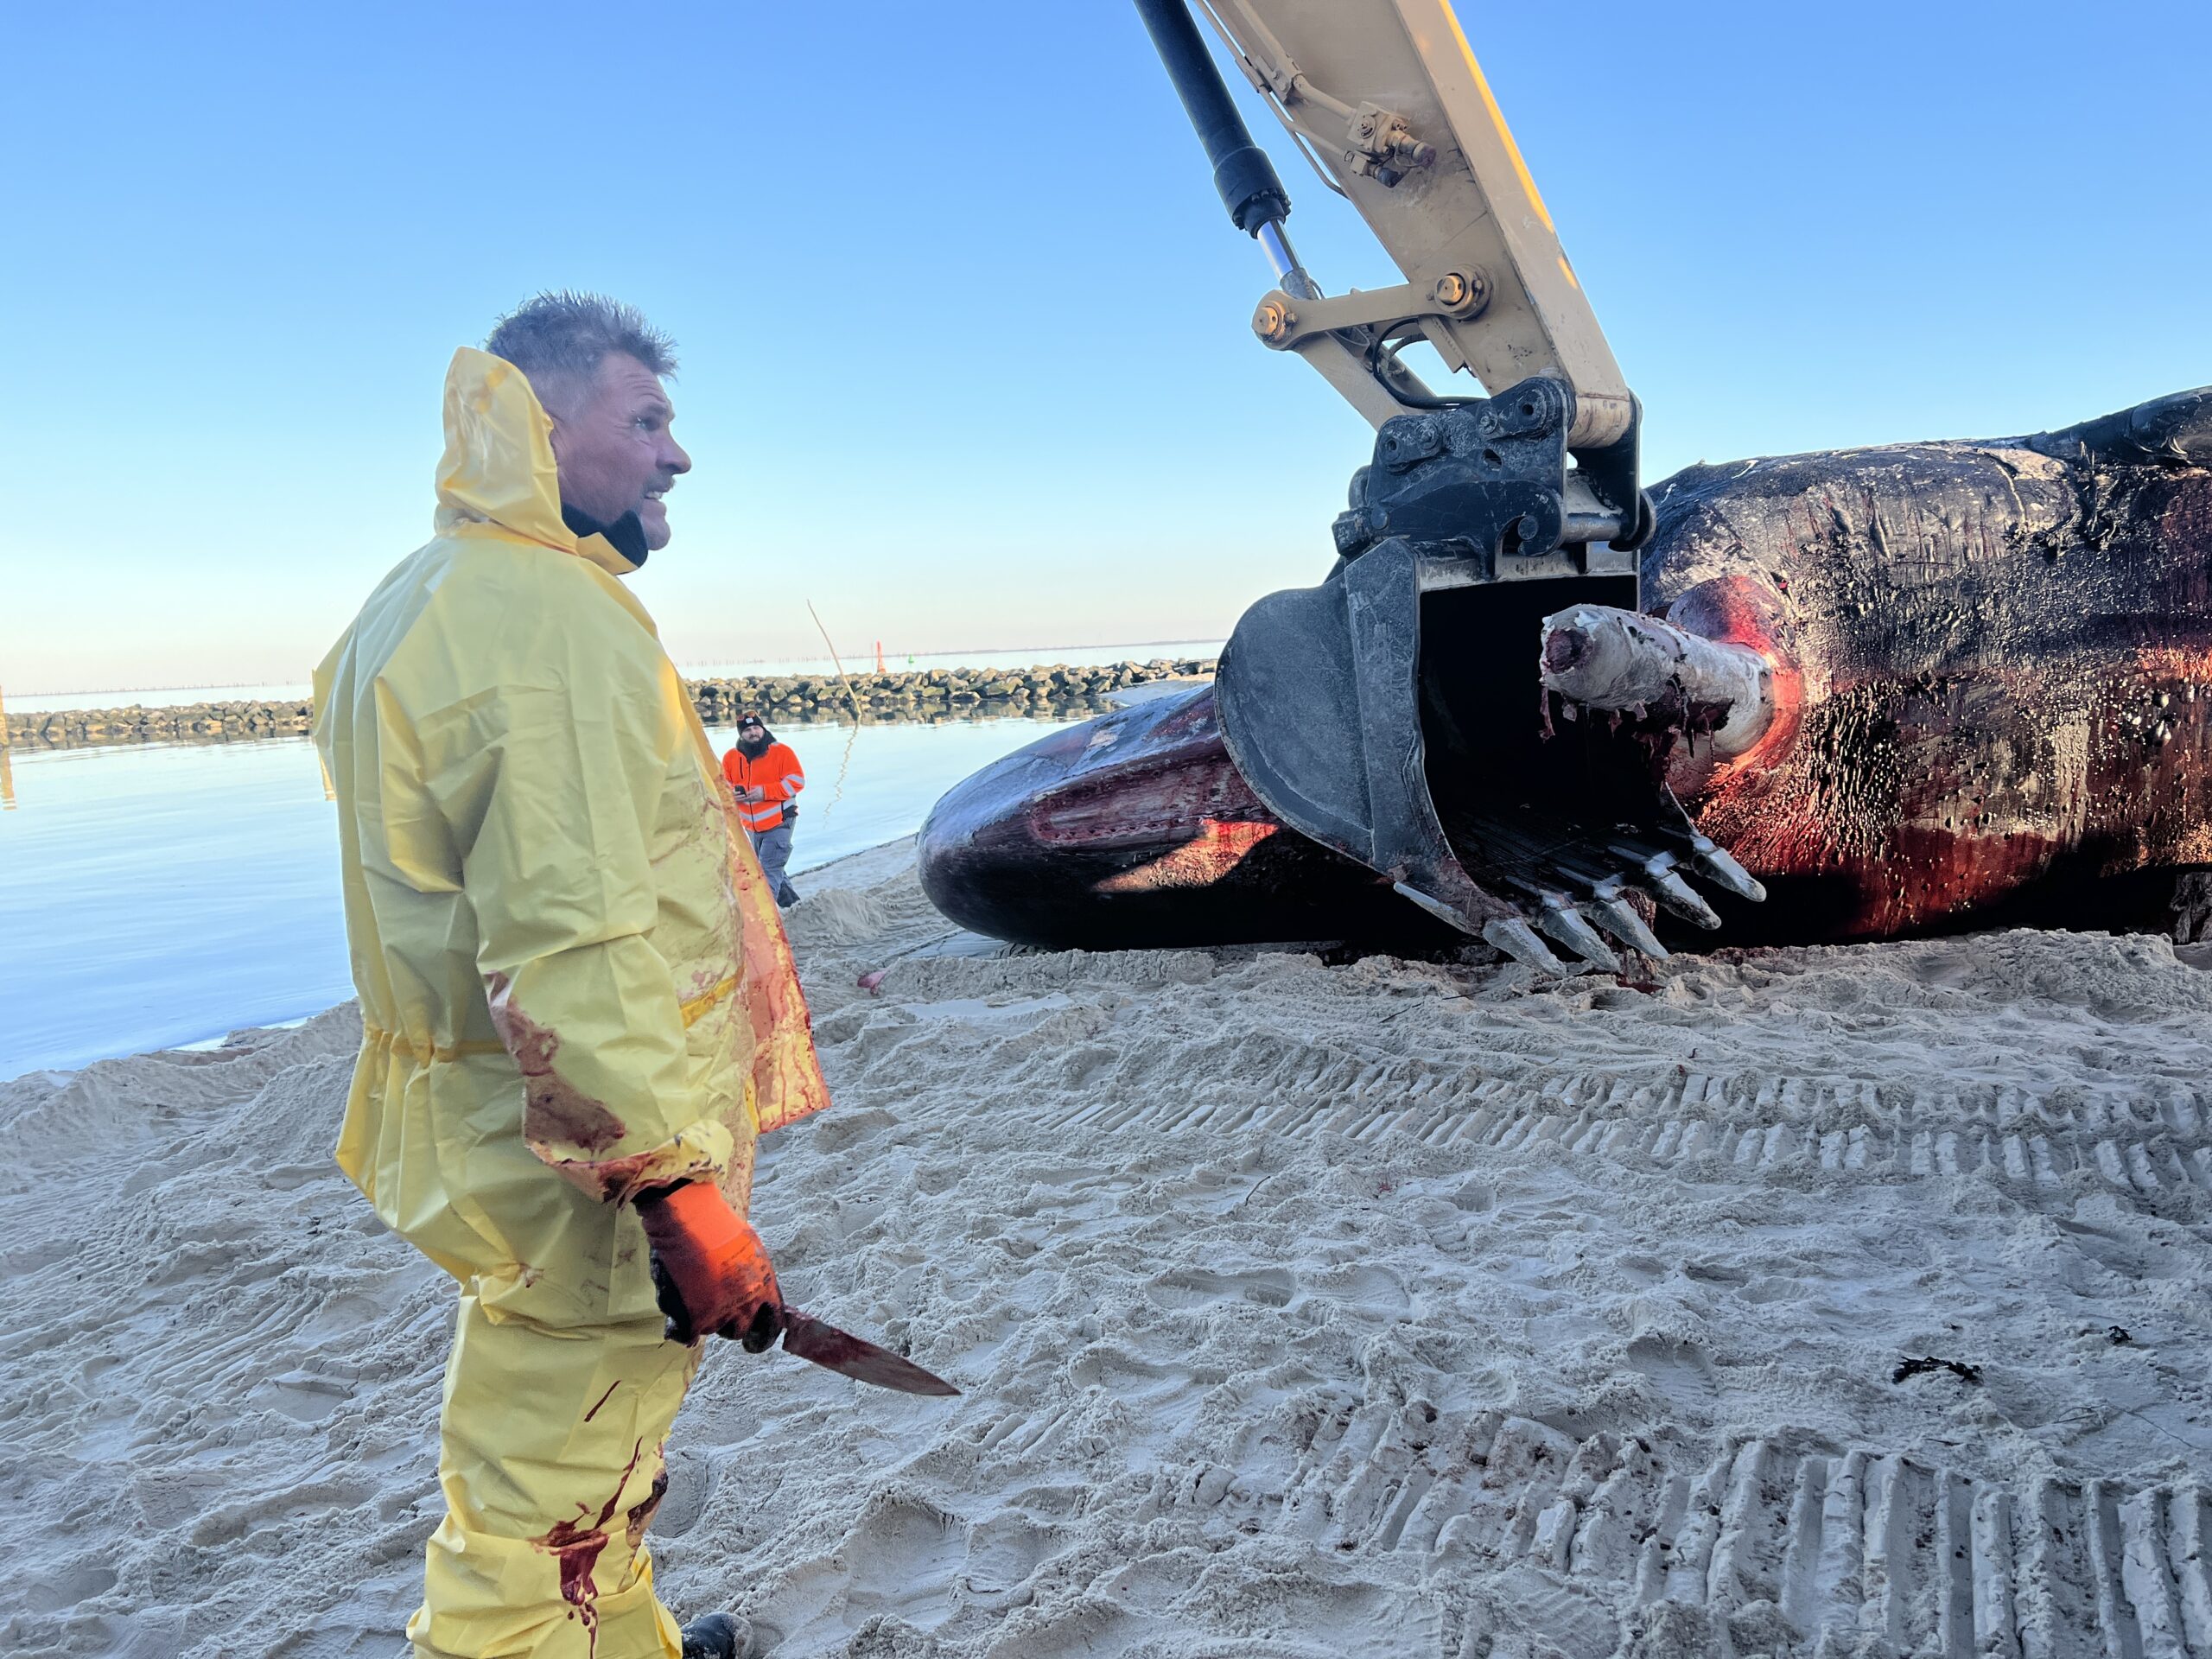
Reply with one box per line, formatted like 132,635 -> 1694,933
1217,535 -> 1777,969
1211,374 -> 1753,972
1218,539 -> 1531,942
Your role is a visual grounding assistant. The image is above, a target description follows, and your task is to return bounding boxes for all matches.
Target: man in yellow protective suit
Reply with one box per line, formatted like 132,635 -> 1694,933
315,292 -> 830,1659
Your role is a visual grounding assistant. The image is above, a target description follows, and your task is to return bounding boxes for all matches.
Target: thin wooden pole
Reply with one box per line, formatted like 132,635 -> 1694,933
804,601 -> 865,725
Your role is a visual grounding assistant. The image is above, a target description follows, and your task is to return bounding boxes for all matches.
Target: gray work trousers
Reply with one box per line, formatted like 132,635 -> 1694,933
747,822 -> 800,907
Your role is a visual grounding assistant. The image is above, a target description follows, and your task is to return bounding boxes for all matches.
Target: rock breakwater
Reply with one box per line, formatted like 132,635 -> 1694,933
3,658 -> 1216,749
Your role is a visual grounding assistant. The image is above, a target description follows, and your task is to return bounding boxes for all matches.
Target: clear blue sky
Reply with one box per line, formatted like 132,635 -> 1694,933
3,2 -> 2205,695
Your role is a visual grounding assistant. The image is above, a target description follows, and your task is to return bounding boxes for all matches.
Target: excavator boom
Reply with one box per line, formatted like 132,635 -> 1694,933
1139,0 -> 1630,451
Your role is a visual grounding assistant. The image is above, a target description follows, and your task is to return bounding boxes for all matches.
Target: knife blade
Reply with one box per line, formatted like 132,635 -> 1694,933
779,1307 -> 960,1396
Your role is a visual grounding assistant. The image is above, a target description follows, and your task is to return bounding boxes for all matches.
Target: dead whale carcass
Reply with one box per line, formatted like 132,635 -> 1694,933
918,388 -> 2212,957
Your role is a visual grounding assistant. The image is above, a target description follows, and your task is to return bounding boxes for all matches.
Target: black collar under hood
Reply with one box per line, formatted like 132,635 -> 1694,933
561,503 -> 652,569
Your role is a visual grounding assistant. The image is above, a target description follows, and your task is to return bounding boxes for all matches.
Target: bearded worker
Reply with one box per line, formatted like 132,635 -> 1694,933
314,292 -> 830,1659
721,713 -> 805,907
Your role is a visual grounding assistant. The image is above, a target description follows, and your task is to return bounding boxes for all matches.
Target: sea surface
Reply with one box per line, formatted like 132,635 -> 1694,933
0,714 -> 1078,1078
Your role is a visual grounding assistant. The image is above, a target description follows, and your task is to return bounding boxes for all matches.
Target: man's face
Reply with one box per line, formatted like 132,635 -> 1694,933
547,353 -> 692,550
740,721 -> 766,746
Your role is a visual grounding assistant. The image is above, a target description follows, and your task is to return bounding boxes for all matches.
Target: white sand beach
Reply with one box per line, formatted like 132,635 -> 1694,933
4,838 -> 2209,1657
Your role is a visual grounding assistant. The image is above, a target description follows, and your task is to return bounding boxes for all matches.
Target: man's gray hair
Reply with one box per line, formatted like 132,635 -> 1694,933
484,290 -> 677,412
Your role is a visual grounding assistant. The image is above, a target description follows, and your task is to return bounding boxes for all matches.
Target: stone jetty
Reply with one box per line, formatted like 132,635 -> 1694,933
2,658 -> 1217,749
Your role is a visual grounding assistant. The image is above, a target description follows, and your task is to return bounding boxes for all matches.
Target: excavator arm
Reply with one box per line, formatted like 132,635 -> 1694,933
1148,0 -> 1633,456
1134,0 -> 1756,971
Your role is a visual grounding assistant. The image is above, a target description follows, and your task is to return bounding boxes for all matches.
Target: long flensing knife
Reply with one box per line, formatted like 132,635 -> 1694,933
653,1261 -> 958,1395
778,1306 -> 959,1397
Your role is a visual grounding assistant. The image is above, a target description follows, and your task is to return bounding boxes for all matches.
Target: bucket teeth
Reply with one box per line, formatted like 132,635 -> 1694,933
1535,900 -> 1622,972
1589,894 -> 1669,959
1687,836 -> 1767,903
1644,863 -> 1724,930
1481,917 -> 1572,976
1607,843 -> 1726,931
1391,880 -> 1482,936
1660,823 -> 1768,903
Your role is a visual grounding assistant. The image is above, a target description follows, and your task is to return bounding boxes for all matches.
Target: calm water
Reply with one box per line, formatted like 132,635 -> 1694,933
0,715 -> 1075,1078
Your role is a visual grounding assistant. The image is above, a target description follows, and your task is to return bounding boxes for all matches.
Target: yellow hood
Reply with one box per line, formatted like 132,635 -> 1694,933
431,346 -> 639,576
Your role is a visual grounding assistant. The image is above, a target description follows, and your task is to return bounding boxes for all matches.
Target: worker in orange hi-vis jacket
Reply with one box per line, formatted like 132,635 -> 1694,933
722,712 -> 805,906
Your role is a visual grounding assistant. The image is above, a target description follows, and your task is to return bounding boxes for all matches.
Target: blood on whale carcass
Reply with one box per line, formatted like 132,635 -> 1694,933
1629,385 -> 2212,942
918,388 -> 2212,955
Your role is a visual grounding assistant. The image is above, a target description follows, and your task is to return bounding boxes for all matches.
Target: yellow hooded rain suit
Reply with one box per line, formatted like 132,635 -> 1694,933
312,347 -> 830,1658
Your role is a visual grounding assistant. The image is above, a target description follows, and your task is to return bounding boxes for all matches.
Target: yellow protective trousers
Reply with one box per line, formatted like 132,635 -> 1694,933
409,1206 -> 699,1659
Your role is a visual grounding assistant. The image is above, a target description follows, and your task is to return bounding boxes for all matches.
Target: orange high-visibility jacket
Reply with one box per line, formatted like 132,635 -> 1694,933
722,741 -> 804,832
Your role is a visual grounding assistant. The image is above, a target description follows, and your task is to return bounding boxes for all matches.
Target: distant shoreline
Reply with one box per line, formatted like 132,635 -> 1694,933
3,657 -> 1217,749
4,639 -> 1226,705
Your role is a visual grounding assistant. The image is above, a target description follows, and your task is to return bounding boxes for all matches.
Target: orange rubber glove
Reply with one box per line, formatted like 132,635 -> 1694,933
636,1181 -> 783,1349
